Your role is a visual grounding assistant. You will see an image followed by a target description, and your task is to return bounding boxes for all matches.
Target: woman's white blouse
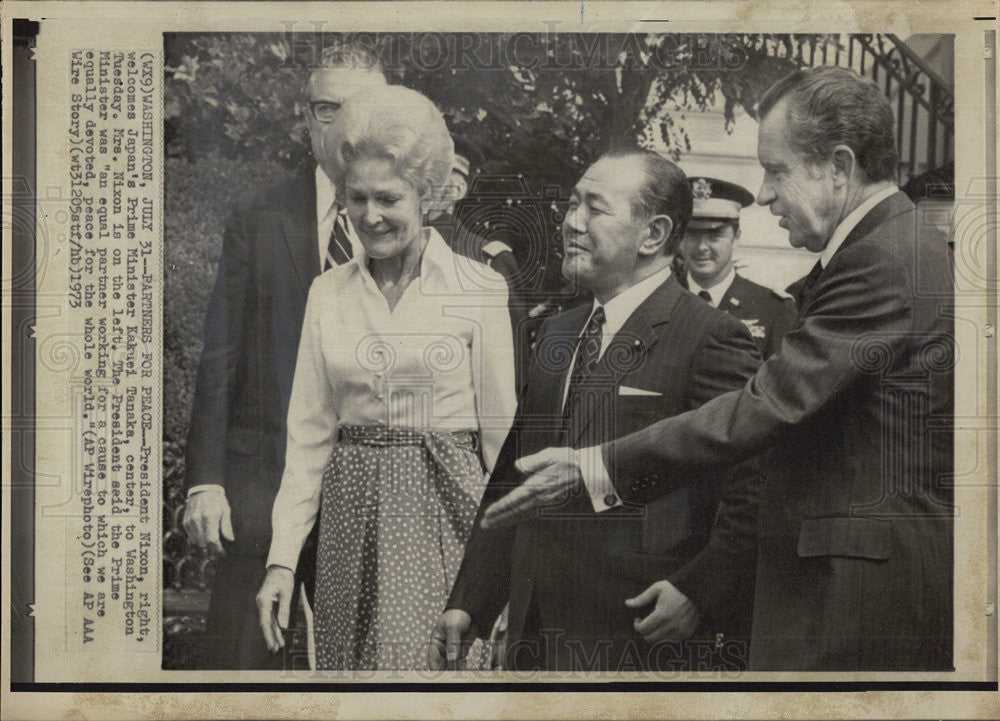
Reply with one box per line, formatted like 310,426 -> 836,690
267,228 -> 517,570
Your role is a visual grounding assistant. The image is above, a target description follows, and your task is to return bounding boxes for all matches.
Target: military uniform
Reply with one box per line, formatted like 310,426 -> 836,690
679,272 -> 797,359
678,175 -> 798,359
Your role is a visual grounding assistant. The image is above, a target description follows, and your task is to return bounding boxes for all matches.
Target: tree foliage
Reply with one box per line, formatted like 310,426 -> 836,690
166,32 -> 834,188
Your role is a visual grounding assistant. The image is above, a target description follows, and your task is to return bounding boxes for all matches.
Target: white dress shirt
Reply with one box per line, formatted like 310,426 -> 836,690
266,228 -> 517,570
561,266 -> 673,410
188,167 -> 362,500
580,185 -> 901,511
564,266 -> 672,511
686,266 -> 736,307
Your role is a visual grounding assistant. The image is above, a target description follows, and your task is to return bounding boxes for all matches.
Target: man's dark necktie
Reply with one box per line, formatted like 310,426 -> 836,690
697,290 -> 713,304
796,260 -> 824,308
563,306 -> 606,422
324,210 -> 353,271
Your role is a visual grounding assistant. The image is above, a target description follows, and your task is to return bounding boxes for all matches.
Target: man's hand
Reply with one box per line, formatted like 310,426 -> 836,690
256,565 -> 295,654
480,447 -> 582,529
182,490 -> 234,555
428,609 -> 478,670
625,580 -> 701,643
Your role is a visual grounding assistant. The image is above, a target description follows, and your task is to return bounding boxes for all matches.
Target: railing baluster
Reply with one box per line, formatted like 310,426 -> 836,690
896,74 -> 906,160
927,83 -> 938,171
909,84 -> 921,177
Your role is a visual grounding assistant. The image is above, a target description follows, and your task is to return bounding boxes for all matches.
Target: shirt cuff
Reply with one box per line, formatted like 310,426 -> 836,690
187,484 -> 225,497
266,535 -> 302,572
577,445 -> 621,512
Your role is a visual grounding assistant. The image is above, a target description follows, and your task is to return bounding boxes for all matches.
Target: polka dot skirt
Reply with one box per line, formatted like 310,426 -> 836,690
313,425 -> 492,670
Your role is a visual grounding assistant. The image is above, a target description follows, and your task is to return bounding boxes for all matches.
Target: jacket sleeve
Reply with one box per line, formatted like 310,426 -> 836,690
603,240 -> 913,504
665,314 -> 762,630
184,205 -> 252,492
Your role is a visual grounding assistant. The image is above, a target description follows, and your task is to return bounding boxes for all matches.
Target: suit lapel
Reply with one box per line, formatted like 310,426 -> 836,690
797,192 -> 914,321
718,273 -> 742,311
527,305 -> 590,442
840,191 -> 914,251
281,169 -> 321,296
568,277 -> 680,447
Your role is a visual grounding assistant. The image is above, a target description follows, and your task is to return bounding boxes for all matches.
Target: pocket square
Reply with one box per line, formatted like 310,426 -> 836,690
618,386 -> 662,396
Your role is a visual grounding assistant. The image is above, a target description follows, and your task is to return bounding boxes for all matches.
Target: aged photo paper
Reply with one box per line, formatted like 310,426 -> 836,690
2,1 -> 998,719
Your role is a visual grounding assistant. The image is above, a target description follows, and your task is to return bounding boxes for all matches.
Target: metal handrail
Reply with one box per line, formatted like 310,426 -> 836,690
884,34 -> 954,103
791,33 -> 954,182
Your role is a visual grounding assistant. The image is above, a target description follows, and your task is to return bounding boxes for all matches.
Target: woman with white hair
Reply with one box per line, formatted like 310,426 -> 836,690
256,85 -> 516,670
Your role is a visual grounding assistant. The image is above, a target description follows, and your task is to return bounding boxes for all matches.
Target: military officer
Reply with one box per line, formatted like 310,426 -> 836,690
676,176 -> 797,359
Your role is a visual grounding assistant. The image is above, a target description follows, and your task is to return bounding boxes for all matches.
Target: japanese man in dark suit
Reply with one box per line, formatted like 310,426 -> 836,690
430,148 -> 763,672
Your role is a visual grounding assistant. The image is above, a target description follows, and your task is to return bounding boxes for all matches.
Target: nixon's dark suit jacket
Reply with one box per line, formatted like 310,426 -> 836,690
604,192 -> 955,670
448,276 -> 763,672
186,169 -> 321,667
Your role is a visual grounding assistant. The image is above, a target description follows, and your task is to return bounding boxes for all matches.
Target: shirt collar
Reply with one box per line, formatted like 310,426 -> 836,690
686,266 -> 736,307
590,266 -> 672,340
820,185 -> 898,268
348,225 -> 453,293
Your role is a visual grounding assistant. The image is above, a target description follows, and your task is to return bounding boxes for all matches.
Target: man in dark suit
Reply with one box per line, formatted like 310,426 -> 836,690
182,45 -> 386,669
483,67 -> 954,671
429,149 -> 763,672
676,176 -> 797,358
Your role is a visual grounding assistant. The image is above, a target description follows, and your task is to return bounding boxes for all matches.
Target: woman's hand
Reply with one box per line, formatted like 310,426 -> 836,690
256,565 -> 295,653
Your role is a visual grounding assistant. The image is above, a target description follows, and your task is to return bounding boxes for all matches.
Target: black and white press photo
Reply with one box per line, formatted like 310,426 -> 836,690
161,29 -> 959,675
5,4 -> 998,719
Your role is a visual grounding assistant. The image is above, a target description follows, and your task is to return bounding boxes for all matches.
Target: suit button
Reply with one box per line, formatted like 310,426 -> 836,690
603,494 -> 618,507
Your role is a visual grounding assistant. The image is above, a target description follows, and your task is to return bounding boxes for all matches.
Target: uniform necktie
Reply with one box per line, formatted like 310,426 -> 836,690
325,210 -> 353,271
564,306 -> 606,417
697,290 -> 713,305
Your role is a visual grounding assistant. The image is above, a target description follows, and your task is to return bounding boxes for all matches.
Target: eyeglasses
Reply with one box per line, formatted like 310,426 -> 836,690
308,101 -> 341,123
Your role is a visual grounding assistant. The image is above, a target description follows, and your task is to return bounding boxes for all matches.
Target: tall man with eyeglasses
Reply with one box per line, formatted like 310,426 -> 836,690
182,44 -> 386,669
